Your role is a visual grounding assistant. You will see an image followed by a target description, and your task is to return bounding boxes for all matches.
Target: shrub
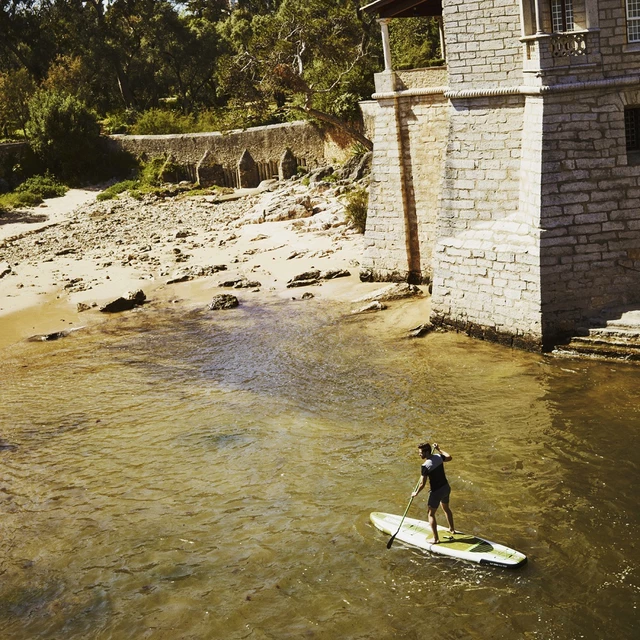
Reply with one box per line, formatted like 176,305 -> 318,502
25,90 -> 102,182
95,156 -> 186,201
140,156 -> 167,186
101,110 -> 138,135
0,173 -> 67,211
131,109 -> 195,135
0,190 -> 42,210
15,173 -> 67,199
344,186 -> 368,233
96,179 -> 138,201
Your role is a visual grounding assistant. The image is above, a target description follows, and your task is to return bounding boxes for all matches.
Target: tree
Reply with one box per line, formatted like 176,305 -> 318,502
0,0 -> 57,79
0,67 -> 35,136
25,89 -> 102,180
218,0 -> 381,149
389,17 -> 442,70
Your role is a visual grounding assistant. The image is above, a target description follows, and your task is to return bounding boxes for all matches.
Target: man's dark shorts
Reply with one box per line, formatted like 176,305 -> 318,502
428,483 -> 451,509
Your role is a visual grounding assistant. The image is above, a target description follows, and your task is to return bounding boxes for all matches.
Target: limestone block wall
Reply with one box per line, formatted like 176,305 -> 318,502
430,94 -> 544,347
539,86 -> 640,336
598,0 -> 640,75
362,76 -> 448,283
443,0 -> 523,91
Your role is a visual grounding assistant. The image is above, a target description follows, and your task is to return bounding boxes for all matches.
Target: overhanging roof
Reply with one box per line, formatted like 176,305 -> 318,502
360,0 -> 443,19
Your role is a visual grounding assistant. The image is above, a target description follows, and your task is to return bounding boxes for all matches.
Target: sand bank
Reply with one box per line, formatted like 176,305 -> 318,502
0,179 -> 430,349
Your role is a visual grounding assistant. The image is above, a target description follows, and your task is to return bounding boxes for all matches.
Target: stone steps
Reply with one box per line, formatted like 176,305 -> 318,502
552,311 -> 640,362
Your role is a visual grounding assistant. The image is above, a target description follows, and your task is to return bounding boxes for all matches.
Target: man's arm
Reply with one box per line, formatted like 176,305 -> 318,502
433,443 -> 452,462
412,474 -> 426,497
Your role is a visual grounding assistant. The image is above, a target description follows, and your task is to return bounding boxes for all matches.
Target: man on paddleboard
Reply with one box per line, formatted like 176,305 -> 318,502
412,442 -> 455,544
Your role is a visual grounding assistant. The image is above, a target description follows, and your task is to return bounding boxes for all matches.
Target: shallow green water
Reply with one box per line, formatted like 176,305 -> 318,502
0,299 -> 638,639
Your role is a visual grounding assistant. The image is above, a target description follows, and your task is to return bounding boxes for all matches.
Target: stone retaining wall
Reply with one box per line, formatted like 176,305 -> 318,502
109,120 -> 352,188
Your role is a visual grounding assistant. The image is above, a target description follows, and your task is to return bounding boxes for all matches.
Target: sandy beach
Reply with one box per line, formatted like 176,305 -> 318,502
0,178 -> 430,349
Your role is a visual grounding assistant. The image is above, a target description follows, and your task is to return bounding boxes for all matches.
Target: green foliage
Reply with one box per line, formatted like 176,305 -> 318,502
344,185 -> 368,234
0,190 -> 42,211
0,173 -> 67,211
140,156 -> 168,186
389,17 -> 443,70
96,179 -> 138,201
0,0 -> 393,146
101,110 -> 139,135
42,55 -> 94,106
131,109 -> 197,135
321,172 -> 338,183
95,155 -> 207,201
25,90 -> 102,181
350,141 -> 370,157
0,69 -> 36,138
15,173 -> 67,199
217,0 -> 381,141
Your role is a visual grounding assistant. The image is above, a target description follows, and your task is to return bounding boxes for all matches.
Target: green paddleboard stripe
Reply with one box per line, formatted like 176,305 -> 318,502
469,541 -> 494,553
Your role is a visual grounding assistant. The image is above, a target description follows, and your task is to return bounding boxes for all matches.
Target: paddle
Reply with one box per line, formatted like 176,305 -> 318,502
387,480 -> 420,549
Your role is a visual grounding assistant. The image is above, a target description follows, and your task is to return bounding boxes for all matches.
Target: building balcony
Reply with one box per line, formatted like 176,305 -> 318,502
521,29 -> 602,82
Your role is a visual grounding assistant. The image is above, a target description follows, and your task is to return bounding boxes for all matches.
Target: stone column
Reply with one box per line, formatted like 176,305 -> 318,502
437,16 -> 446,60
533,0 -> 545,34
378,19 -> 393,71
585,0 -> 599,29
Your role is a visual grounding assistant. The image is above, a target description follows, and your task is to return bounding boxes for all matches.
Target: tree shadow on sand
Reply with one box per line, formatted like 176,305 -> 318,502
0,210 -> 49,226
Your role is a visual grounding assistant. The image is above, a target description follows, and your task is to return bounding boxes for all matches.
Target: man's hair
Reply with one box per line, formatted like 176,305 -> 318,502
418,442 -> 432,455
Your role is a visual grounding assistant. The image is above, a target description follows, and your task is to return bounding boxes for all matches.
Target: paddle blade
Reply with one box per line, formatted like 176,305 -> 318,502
386,534 -> 396,549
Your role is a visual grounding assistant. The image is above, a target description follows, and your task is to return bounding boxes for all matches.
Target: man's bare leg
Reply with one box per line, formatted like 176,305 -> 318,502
441,502 -> 455,534
427,506 -> 440,543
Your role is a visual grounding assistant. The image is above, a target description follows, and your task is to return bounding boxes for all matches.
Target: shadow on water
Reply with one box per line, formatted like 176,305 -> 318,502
0,297 -> 638,639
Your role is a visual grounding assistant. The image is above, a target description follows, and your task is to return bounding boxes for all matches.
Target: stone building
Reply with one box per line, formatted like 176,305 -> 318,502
361,0 -> 640,349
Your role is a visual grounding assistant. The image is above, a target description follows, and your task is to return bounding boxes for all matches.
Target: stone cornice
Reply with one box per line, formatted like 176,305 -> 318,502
372,86 -> 448,100
372,74 -> 640,101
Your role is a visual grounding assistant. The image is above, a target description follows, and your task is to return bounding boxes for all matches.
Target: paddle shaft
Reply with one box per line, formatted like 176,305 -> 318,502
387,480 -> 421,549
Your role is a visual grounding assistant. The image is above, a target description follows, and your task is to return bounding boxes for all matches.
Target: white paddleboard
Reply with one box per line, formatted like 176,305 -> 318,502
370,512 -> 527,569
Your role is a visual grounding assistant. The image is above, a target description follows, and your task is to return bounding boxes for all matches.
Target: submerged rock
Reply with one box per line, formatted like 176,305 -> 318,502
407,322 -> 434,338
27,330 -> 71,342
352,301 -> 387,314
353,283 -> 422,303
27,327 -> 85,342
0,438 -> 17,451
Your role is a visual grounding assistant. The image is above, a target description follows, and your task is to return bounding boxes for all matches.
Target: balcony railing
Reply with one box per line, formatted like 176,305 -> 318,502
550,31 -> 588,57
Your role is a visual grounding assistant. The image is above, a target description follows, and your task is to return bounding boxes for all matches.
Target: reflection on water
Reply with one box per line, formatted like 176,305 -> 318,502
0,300 -> 638,639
